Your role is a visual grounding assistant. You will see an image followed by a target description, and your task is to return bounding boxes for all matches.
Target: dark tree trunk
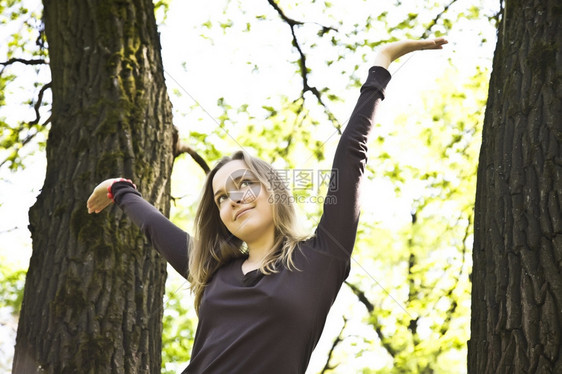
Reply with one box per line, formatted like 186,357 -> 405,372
469,0 -> 562,373
13,0 -> 176,372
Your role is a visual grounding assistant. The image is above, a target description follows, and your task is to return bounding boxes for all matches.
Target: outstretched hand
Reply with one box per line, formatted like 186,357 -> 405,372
87,178 -> 117,214
373,38 -> 448,69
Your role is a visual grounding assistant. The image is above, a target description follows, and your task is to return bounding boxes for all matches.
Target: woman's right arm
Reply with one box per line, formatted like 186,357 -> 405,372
87,179 -> 189,279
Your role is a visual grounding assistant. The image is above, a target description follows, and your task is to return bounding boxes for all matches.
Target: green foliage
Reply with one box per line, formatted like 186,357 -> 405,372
0,261 -> 26,315
161,278 -> 196,374
0,0 -> 49,171
154,0 -> 172,24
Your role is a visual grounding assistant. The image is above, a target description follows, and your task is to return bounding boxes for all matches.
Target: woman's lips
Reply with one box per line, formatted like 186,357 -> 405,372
234,207 -> 252,220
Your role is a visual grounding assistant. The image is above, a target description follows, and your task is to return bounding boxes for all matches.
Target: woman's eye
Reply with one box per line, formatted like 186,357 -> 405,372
217,195 -> 227,205
239,179 -> 255,188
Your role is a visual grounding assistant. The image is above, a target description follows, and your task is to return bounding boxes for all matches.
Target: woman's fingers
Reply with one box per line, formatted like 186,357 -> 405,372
420,37 -> 448,50
88,198 -> 111,214
87,193 -> 106,213
87,179 -> 115,213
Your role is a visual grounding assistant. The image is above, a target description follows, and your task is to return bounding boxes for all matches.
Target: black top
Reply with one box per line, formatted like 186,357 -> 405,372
111,66 -> 391,374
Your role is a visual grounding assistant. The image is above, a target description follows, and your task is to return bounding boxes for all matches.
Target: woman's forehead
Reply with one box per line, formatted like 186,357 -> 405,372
212,160 -> 252,192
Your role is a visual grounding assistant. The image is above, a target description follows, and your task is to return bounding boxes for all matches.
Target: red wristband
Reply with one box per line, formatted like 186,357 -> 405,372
107,178 -> 137,201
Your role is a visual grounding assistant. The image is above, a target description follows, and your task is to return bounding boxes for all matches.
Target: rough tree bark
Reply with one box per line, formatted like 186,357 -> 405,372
469,0 -> 561,372
13,0 -> 176,372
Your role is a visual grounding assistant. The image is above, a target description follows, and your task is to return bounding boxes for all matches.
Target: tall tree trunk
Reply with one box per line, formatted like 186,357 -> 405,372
469,0 -> 562,372
13,0 -> 176,372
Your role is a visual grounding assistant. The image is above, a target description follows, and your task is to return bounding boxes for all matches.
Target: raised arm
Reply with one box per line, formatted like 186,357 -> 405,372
314,38 -> 448,260
87,179 -> 189,278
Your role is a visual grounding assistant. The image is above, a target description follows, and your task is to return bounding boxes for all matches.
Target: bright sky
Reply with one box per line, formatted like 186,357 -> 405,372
0,0 -> 498,372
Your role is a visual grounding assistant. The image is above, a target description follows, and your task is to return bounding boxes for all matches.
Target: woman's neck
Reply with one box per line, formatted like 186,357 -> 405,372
245,233 -> 275,268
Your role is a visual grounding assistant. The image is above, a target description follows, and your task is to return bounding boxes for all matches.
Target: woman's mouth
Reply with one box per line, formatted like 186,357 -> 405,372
235,207 -> 252,220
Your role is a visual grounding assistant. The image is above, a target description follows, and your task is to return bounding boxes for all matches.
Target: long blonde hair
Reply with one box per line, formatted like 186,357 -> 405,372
188,150 -> 309,312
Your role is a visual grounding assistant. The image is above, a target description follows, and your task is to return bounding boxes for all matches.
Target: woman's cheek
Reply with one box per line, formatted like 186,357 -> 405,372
219,207 -> 230,227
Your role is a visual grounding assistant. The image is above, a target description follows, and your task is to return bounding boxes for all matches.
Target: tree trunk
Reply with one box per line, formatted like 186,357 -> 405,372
13,0 -> 176,372
469,0 -> 562,372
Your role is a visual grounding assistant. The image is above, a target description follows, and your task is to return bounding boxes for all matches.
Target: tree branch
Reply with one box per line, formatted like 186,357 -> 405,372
29,82 -> 52,126
436,212 -> 471,335
420,0 -> 459,39
345,281 -> 399,358
345,281 -> 374,312
0,58 -> 47,78
265,0 -> 303,27
0,227 -> 19,234
175,139 -> 211,175
266,0 -> 342,133
320,316 -> 347,373
0,57 -> 46,67
406,216 -> 420,337
265,0 -> 313,95
0,82 -> 52,169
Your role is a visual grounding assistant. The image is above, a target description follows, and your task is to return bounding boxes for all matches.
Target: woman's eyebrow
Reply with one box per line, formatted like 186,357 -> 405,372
213,170 -> 259,198
213,175 -> 246,198
213,189 -> 224,199
213,185 -> 231,199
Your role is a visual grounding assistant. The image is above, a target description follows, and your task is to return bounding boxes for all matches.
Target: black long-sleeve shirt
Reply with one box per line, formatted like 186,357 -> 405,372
111,66 -> 391,374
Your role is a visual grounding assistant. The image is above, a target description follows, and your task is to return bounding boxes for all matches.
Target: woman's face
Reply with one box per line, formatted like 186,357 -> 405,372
211,160 -> 274,244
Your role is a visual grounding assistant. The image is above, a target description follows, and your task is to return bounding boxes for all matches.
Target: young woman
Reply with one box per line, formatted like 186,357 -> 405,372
87,38 -> 448,373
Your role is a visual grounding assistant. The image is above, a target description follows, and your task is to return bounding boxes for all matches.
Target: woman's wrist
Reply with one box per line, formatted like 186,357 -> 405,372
107,178 -> 137,201
372,53 -> 392,69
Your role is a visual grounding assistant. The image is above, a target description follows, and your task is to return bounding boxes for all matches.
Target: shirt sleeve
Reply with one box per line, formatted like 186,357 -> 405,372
313,66 -> 391,260
112,181 -> 189,278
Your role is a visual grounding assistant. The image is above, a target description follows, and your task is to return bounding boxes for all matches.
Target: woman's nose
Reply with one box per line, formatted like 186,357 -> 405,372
228,191 -> 244,204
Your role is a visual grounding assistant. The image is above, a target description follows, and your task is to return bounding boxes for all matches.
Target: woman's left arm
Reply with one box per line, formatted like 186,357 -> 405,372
314,38 -> 448,260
